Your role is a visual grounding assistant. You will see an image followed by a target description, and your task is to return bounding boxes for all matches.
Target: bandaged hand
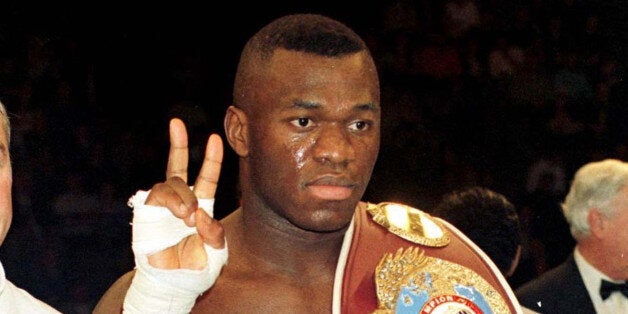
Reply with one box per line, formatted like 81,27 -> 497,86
123,118 -> 227,313
124,190 -> 227,313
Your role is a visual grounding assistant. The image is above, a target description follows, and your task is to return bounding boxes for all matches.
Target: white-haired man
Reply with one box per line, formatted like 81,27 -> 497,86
0,101 -> 61,313
516,158 -> 628,313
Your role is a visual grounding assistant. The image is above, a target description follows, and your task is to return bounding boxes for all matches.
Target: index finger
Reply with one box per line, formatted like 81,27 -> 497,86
193,133 -> 223,199
166,118 -> 189,182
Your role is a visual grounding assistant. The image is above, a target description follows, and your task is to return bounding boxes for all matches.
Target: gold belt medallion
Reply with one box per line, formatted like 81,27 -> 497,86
372,247 -> 509,314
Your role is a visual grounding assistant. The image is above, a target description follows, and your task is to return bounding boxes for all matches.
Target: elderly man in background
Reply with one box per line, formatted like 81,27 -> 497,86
0,100 -> 61,313
516,158 -> 628,313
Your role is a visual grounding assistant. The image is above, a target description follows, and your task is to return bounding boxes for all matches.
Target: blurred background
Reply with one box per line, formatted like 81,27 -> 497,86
0,1 -> 626,312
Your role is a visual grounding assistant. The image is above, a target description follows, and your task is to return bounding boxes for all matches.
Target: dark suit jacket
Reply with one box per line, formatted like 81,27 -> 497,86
515,254 -> 596,313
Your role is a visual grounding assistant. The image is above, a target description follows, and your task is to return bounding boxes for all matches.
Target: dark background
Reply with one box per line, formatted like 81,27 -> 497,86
1,1 -> 627,313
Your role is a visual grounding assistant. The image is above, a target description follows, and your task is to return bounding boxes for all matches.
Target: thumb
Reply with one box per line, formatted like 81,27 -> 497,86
195,208 -> 226,249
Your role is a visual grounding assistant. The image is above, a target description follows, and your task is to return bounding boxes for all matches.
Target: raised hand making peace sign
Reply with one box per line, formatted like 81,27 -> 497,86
143,118 -> 226,270
121,118 -> 228,313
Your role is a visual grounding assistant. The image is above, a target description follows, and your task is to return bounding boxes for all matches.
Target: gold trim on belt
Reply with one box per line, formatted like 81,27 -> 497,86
367,202 -> 450,247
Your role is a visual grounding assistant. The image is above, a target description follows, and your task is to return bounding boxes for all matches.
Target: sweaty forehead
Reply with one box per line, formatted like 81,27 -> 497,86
256,49 -> 378,103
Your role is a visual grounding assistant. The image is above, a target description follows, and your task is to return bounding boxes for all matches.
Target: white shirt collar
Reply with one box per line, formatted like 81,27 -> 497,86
574,247 -> 627,313
0,260 -> 6,293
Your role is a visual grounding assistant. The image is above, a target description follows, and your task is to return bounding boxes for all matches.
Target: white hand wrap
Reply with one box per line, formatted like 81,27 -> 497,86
124,190 -> 228,313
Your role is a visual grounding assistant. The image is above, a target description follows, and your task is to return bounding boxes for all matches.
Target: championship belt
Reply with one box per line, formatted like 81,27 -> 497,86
340,202 -> 520,314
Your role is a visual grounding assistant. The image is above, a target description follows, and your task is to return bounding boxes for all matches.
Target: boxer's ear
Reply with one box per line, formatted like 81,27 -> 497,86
224,105 -> 249,157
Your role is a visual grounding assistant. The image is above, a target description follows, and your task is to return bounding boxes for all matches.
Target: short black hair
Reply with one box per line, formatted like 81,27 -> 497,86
234,14 -> 373,106
433,186 -> 522,274
245,13 -> 367,59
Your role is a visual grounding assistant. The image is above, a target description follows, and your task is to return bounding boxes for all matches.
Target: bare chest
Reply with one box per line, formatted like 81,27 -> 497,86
191,270 -> 335,313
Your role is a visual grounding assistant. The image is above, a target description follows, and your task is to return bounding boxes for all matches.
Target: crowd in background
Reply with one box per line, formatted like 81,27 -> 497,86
0,0 -> 626,312
367,0 -> 627,291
